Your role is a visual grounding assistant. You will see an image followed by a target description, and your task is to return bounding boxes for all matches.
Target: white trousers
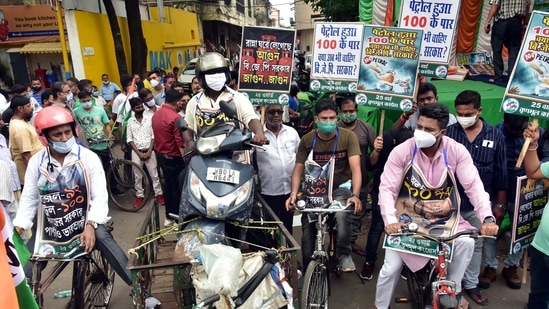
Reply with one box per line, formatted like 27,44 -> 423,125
374,237 -> 474,309
131,150 -> 163,197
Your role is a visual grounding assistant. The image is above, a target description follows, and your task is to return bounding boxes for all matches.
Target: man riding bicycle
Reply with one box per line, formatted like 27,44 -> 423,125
375,103 -> 498,309
12,106 -> 160,308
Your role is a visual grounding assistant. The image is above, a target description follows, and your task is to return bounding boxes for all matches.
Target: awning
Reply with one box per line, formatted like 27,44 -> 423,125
20,42 -> 70,54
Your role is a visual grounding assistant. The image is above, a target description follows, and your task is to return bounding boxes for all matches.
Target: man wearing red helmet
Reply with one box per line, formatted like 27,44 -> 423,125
12,106 -> 161,308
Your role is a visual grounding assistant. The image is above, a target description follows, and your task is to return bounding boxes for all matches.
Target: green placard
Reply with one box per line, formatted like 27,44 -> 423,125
355,92 -> 414,112
309,79 -> 358,93
243,91 -> 289,105
418,63 -> 448,78
383,234 -> 454,260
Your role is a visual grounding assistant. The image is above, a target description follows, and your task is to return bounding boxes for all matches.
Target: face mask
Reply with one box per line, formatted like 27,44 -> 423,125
205,73 -> 227,91
81,101 -> 93,109
32,86 -> 41,92
26,92 -> 33,99
103,80 -> 110,85
51,136 -> 76,154
456,114 -> 477,129
145,98 -> 156,107
414,129 -> 440,148
92,91 -> 99,97
341,112 -> 357,124
66,92 -> 73,102
317,121 -> 337,135
150,79 -> 160,88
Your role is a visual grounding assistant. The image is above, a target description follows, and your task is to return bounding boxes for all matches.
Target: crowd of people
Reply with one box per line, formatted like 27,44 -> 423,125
0,47 -> 548,309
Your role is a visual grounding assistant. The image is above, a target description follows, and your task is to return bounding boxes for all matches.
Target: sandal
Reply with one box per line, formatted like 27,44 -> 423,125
457,292 -> 472,309
351,242 -> 364,256
465,287 -> 489,306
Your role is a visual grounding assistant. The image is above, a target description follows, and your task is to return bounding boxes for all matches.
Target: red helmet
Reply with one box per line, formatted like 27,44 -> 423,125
34,106 -> 76,136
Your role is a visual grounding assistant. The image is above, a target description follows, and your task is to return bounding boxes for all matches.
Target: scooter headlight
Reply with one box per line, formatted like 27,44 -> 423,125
189,170 -> 201,201
234,178 -> 253,207
195,134 -> 225,155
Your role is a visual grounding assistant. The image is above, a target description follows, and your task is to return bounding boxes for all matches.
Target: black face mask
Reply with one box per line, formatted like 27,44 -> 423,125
32,86 -> 41,92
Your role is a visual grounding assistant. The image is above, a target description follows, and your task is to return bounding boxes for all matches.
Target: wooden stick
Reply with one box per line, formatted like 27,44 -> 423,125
379,109 -> 386,136
522,250 -> 528,284
260,105 -> 266,126
516,118 -> 539,168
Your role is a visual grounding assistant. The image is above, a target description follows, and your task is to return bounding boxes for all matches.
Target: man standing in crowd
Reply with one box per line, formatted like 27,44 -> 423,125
152,89 -> 185,226
30,77 -> 44,105
375,103 -> 498,309
66,77 -> 79,108
255,104 -> 301,234
337,95 -> 376,255
191,76 -> 201,95
286,98 -> 362,272
148,70 -> 165,105
99,73 -> 121,102
127,97 -> 164,209
40,89 -> 54,108
446,90 -> 507,305
52,81 -> 73,110
485,0 -> 529,83
75,79 -> 107,110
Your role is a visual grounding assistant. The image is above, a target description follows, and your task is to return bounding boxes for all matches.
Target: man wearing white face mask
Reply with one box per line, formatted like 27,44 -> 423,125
445,90 -> 507,306
147,70 -> 165,106
374,103 -> 498,309
183,52 -> 268,152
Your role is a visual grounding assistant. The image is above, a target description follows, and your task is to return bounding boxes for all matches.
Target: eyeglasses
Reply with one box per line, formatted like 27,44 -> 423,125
267,110 -> 283,115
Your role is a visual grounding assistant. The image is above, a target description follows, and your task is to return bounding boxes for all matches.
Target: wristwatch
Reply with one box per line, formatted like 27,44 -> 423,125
86,220 -> 98,229
494,203 -> 506,211
351,193 -> 361,199
483,217 -> 496,224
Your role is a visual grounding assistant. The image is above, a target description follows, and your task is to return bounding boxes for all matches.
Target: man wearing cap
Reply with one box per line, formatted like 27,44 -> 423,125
8,95 -> 44,186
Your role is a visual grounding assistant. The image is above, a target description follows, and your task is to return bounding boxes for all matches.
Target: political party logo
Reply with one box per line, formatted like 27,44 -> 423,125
502,98 -> 519,113
356,93 -> 368,105
242,92 -> 250,99
435,66 -> 448,78
348,82 -> 357,93
512,242 -> 521,254
400,99 -> 413,112
310,80 -> 321,92
278,94 -> 289,105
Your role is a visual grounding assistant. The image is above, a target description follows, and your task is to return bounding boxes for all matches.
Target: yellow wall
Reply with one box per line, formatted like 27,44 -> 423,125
74,7 -> 200,85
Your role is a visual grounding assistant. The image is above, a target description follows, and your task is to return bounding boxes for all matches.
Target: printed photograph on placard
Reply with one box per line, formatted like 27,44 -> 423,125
238,26 -> 296,92
503,11 -> 549,119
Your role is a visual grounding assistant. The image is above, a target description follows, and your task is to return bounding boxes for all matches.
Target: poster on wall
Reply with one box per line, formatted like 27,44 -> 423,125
0,5 -> 66,44
308,22 -> 364,93
502,11 -> 549,119
356,25 -> 422,112
398,0 -> 461,78
238,26 -> 296,105
510,176 -> 549,254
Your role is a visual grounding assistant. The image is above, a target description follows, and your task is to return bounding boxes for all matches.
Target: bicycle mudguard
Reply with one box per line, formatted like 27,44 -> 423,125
437,293 -> 458,309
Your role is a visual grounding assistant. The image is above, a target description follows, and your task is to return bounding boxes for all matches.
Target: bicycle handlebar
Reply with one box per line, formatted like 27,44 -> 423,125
88,137 -> 115,145
392,225 -> 496,243
294,202 -> 355,214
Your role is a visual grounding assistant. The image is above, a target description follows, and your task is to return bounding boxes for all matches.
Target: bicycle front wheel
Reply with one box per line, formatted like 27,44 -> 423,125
84,250 -> 115,308
107,159 -> 151,212
301,260 -> 329,309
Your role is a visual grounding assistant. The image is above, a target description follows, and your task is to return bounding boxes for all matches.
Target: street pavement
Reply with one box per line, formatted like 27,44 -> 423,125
41,203 -> 531,309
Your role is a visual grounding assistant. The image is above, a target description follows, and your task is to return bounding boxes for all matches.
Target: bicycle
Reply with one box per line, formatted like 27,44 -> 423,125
395,222 -> 495,309
295,189 -> 362,309
30,243 -> 115,308
89,138 -> 151,212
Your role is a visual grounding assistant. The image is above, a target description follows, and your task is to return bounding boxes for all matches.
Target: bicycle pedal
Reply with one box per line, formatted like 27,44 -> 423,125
395,297 -> 409,303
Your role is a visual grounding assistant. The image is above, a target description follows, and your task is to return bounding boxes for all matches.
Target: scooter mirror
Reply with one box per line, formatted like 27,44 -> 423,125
176,118 -> 188,132
219,99 -> 238,119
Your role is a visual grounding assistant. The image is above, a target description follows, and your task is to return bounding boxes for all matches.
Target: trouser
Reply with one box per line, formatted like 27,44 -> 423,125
364,194 -> 385,265
461,210 -> 483,290
131,149 -> 163,197
90,148 -> 117,190
483,201 -> 522,268
491,15 -> 522,80
261,193 -> 293,235
24,224 -> 132,286
301,211 -> 352,268
374,237 -> 475,309
350,187 -> 369,242
527,246 -> 549,309
156,153 -> 184,220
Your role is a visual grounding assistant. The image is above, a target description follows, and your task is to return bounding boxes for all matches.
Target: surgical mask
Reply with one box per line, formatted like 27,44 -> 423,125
205,73 -> 227,91
414,129 -> 440,148
81,101 -> 93,109
340,112 -> 357,124
145,98 -> 156,107
66,92 -> 73,102
103,80 -> 110,85
317,121 -> 337,135
150,79 -> 160,88
51,136 -> 76,154
92,91 -> 99,97
456,114 -> 477,129
26,92 -> 33,99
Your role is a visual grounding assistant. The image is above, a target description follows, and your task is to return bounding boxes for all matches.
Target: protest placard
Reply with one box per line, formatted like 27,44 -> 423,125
308,22 -> 364,93
399,0 -> 461,78
238,26 -> 296,105
356,25 -> 422,112
510,176 -> 549,254
502,11 -> 549,119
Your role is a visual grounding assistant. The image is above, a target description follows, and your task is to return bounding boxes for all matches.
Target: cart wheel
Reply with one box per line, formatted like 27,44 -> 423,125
181,264 -> 195,306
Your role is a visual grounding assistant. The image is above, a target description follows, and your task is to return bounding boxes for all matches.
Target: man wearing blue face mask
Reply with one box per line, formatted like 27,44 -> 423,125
99,74 -> 121,102
286,98 -> 363,272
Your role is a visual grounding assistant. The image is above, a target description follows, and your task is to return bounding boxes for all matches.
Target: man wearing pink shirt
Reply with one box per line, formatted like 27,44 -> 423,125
374,103 -> 499,309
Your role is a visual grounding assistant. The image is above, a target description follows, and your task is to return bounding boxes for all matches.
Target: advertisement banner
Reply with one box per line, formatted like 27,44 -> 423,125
238,26 -> 296,100
399,0 -> 461,77
0,5 -> 65,44
308,22 -> 364,93
510,176 -> 549,254
356,25 -> 422,112
502,11 -> 549,119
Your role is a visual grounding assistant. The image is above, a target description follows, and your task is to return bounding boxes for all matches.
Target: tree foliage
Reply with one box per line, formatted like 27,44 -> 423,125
302,0 -> 359,22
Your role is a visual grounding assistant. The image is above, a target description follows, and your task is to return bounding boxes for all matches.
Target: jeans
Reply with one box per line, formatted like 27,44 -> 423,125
461,210 -> 483,290
364,194 -> 385,265
24,224 -> 132,286
131,150 -> 163,197
301,210 -> 352,268
483,201 -> 522,268
491,15 -> 522,80
527,246 -> 549,309
261,193 -> 293,235
156,153 -> 184,220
